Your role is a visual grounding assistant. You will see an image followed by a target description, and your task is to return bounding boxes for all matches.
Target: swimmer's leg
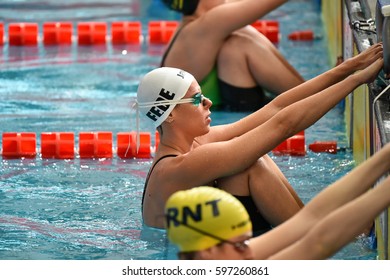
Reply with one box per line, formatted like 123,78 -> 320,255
217,32 -> 304,94
217,155 -> 303,226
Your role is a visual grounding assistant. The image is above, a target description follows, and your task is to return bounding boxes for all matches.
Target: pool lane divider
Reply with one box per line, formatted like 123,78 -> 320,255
43,22 -> 73,45
8,23 -> 39,46
1,131 -> 157,159
308,140 -> 337,154
1,130 -> 340,159
272,130 -> 306,156
250,20 -> 280,43
0,20 -> 281,46
287,30 -> 322,41
0,23 -> 3,45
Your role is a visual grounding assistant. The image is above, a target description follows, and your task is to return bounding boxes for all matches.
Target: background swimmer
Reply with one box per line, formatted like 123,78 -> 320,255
160,0 -> 304,111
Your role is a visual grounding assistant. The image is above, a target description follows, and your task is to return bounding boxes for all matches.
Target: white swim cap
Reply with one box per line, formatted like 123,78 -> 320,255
136,67 -> 194,128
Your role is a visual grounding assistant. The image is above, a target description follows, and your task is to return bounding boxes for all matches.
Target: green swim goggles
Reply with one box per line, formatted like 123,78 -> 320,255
182,92 -> 206,106
136,92 -> 206,109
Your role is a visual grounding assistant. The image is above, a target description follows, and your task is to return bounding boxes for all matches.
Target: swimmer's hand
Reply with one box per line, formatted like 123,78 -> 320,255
344,43 -> 383,73
354,56 -> 384,84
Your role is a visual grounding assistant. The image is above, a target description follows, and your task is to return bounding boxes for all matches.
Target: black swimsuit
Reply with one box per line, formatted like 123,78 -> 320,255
234,196 -> 272,236
142,155 -> 272,235
142,154 -> 177,208
160,27 -> 182,67
218,79 -> 272,112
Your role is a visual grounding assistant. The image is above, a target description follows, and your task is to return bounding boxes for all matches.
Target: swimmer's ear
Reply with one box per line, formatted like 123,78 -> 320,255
166,113 -> 174,123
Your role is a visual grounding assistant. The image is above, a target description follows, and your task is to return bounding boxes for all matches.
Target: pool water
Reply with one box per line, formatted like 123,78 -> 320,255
0,0 -> 376,260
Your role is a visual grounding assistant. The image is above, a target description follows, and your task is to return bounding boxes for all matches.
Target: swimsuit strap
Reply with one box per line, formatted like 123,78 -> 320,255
160,25 -> 184,67
141,154 -> 178,207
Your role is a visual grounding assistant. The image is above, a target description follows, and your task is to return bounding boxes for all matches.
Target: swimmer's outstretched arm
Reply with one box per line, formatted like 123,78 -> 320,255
271,43 -> 384,108
199,0 -> 289,41
249,142 -> 390,259
166,0 -> 291,80
271,175 -> 390,259
192,56 -> 383,187
206,43 -> 383,142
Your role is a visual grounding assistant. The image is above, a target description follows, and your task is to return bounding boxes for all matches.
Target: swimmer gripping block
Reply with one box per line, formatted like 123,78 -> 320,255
200,67 -> 221,108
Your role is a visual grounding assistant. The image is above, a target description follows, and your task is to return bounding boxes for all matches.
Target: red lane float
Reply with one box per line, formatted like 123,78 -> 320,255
41,132 -> 75,159
251,20 -> 280,43
111,21 -> 141,44
117,132 -> 152,159
272,131 -> 306,156
288,30 -> 319,41
155,131 -> 160,151
2,132 -> 37,159
43,22 -> 73,45
1,21 -> 281,46
8,23 -> 38,46
0,23 -> 4,45
148,21 -> 178,44
308,141 -> 337,154
79,132 -> 113,158
77,22 -> 107,45
1,131 -> 157,159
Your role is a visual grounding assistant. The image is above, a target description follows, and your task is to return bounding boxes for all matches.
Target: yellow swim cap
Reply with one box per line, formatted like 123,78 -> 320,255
165,186 -> 252,252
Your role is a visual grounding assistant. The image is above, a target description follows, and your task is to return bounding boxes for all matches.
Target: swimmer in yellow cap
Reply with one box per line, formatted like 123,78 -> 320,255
166,186 -> 254,259
166,142 -> 390,259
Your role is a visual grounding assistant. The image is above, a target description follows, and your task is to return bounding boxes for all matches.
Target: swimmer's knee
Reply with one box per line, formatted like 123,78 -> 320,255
219,35 -> 250,59
247,158 -> 270,176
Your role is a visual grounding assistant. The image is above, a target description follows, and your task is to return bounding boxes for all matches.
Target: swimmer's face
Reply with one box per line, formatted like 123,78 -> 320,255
170,79 -> 212,136
212,233 -> 254,260
190,232 -> 254,260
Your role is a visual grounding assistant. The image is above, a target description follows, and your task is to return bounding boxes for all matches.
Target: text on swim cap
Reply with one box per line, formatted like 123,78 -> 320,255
146,88 -> 175,122
166,199 -> 221,228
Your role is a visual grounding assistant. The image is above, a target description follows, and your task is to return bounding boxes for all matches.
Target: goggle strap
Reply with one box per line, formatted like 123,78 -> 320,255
136,97 -> 195,108
128,102 -> 139,156
136,105 -> 140,154
170,216 -> 226,244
